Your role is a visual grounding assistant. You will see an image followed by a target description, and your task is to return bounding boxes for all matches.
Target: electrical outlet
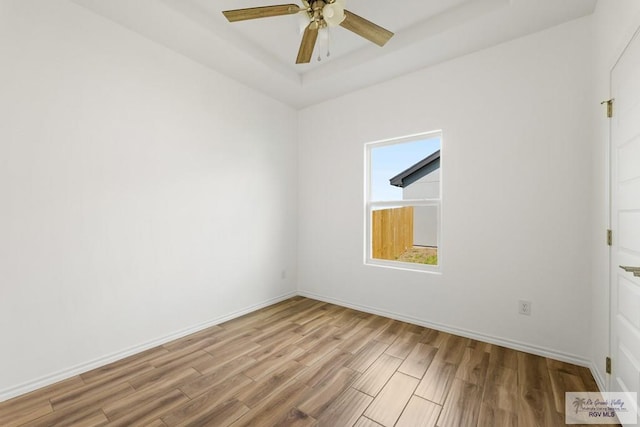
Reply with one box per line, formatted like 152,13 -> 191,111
281,270 -> 287,280
518,300 -> 532,316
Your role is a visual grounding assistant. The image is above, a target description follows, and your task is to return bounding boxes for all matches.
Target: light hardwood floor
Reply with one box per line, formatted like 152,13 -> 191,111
0,297 -> 607,426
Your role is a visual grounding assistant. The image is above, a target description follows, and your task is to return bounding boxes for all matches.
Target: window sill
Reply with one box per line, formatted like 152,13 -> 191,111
365,258 -> 442,274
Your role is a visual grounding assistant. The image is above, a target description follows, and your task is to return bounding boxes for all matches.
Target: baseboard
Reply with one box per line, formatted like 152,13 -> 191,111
1,288 -> 599,403
589,361 -> 608,393
297,290 -> 592,368
0,291 -> 296,403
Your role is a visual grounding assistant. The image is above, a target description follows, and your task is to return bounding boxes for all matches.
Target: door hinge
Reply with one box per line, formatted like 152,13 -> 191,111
606,356 -> 612,374
601,99 -> 614,118
607,229 -> 612,246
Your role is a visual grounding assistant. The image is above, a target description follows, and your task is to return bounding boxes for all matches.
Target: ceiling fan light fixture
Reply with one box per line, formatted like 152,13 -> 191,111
322,2 -> 345,27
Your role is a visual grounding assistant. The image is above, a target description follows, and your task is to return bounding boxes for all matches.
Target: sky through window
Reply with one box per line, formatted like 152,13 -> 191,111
370,137 -> 441,201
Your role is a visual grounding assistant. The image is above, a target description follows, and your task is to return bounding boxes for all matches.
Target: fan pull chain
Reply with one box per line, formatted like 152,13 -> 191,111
318,27 -> 323,62
317,28 -> 331,62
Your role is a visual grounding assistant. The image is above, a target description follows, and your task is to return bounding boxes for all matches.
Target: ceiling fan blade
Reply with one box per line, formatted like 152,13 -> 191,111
296,22 -> 319,64
340,10 -> 394,47
222,4 -> 303,22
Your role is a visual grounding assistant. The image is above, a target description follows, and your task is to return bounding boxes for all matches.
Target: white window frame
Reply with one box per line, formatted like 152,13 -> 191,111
364,131 -> 442,273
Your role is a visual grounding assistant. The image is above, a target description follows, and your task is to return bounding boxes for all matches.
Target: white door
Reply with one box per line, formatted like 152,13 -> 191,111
610,24 -> 640,426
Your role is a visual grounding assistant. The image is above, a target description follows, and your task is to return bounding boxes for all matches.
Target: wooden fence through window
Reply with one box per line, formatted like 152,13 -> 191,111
372,206 -> 414,260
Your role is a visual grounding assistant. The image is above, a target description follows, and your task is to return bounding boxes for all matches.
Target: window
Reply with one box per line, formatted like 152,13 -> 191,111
365,131 -> 442,272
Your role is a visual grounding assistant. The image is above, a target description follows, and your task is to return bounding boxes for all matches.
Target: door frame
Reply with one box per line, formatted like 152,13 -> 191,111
608,21 -> 640,397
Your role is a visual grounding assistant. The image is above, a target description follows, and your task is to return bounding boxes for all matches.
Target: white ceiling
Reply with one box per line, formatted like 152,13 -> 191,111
72,0 -> 597,109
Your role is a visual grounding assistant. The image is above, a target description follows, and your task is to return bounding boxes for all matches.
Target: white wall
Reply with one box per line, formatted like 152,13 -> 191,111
590,0 -> 640,390
0,0 -> 298,400
299,17 -> 593,362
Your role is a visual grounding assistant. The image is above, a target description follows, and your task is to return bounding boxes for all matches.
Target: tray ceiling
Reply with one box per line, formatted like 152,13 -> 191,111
72,0 -> 597,108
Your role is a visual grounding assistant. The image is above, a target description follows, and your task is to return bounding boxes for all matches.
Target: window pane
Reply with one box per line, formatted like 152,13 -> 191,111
371,205 -> 438,266
370,137 -> 441,202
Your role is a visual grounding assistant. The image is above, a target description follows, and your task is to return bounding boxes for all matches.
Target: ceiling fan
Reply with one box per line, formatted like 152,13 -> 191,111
222,0 -> 394,64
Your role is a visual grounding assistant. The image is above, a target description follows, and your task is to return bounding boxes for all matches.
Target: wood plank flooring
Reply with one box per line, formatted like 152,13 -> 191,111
0,297 -> 608,426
